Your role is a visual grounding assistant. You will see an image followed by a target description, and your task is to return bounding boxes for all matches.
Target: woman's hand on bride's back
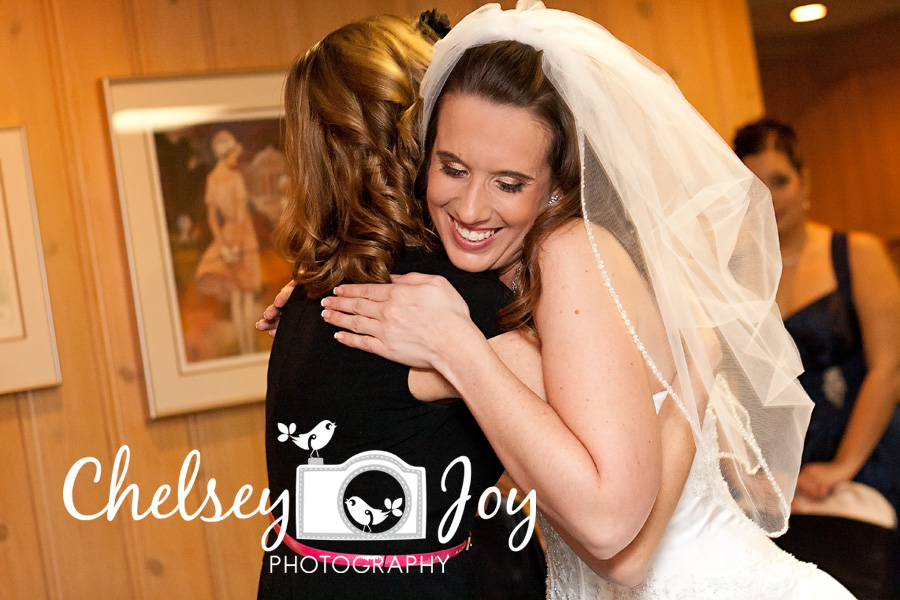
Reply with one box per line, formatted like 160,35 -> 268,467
255,279 -> 298,336
321,272 -> 478,369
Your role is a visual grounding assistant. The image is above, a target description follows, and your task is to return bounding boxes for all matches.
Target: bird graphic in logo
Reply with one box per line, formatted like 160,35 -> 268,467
277,420 -> 336,458
344,496 -> 404,533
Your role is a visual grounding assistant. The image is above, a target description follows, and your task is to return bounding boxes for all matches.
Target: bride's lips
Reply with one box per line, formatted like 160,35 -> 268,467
449,216 -> 499,249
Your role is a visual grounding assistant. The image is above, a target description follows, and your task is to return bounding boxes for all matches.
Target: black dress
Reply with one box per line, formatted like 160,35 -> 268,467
258,249 -> 533,599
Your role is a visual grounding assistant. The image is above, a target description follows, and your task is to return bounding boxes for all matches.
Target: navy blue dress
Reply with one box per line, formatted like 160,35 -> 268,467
777,232 -> 900,598
783,232 -> 900,513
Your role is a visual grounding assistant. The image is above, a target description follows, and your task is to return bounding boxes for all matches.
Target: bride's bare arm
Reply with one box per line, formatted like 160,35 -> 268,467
252,279 -> 544,402
418,325 -> 694,588
322,223 -> 662,560
560,394 -> 694,587
417,326 -> 690,588
410,330 -> 545,402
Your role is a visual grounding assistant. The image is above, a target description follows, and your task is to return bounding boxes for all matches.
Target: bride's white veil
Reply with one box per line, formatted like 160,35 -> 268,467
420,0 -> 813,535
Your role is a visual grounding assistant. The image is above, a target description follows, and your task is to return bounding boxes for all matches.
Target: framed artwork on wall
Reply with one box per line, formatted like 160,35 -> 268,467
105,71 -> 292,417
0,127 -> 61,394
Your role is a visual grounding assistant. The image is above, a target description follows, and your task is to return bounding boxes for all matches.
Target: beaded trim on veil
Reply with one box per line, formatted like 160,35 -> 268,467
420,0 -> 814,535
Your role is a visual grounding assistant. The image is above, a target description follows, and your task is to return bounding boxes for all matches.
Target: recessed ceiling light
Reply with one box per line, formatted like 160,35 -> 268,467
790,4 -> 828,23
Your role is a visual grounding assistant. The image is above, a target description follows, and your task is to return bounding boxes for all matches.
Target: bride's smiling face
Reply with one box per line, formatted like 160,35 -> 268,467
426,92 -> 556,287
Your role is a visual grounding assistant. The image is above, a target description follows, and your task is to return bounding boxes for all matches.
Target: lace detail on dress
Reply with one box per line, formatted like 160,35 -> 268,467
540,504 -> 819,600
682,446 -> 715,500
540,511 -> 593,600
607,546 -> 817,600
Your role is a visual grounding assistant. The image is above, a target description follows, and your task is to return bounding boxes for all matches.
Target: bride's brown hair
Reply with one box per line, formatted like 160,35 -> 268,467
275,16 -> 439,299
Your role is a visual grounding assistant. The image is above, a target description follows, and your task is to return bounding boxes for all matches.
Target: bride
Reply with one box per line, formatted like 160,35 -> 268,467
283,2 -> 857,597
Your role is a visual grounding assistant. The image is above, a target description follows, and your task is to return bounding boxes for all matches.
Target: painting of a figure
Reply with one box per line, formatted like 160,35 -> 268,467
153,117 -> 292,365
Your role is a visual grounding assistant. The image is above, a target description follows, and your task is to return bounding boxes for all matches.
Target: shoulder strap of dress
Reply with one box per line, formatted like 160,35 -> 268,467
831,231 -> 853,303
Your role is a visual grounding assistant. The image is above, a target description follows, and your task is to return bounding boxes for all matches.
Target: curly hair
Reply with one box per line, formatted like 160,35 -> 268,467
416,41 -> 582,335
275,16 -> 439,299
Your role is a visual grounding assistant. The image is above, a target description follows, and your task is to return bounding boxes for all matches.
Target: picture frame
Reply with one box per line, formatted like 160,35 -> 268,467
0,127 -> 61,394
105,71 -> 292,418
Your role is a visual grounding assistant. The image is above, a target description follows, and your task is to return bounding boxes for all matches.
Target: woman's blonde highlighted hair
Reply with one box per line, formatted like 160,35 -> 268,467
275,16 -> 438,298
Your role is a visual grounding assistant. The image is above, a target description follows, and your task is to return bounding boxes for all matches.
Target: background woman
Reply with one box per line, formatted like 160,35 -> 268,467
735,118 -> 900,598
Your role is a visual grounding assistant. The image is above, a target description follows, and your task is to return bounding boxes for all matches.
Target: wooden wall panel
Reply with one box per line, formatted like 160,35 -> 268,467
45,0 -> 219,597
759,38 -> 900,242
0,395 -> 49,599
0,5 -> 57,599
589,2 -> 663,68
205,1 -> 287,70
706,0 -> 766,137
869,65 -> 900,241
188,407 -> 269,599
129,1 -> 213,74
2,0 -> 134,597
654,0 -> 723,128
0,1 -> 763,598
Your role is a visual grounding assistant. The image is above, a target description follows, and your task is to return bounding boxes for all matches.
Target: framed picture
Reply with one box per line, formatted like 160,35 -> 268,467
0,127 -> 61,394
105,71 -> 293,417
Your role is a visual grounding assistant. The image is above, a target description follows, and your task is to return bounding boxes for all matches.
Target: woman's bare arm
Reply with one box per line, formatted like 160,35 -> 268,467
323,223 -> 662,560
410,330 -> 545,402
417,323 -> 695,588
579,394 -> 694,586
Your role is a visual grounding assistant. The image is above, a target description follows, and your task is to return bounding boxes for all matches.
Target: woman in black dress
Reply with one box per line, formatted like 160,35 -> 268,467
258,14 -> 545,599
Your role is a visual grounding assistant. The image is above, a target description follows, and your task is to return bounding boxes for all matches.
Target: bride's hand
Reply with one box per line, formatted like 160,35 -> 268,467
255,279 -> 298,336
321,272 -> 476,369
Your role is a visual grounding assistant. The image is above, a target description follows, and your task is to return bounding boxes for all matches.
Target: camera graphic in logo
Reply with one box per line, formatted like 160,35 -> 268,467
294,450 -> 427,541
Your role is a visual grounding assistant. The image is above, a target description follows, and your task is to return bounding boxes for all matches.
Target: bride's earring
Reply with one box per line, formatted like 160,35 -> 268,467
549,193 -> 561,205
511,262 -> 524,293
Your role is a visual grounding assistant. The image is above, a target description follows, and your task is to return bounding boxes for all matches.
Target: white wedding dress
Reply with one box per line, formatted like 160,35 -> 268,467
540,395 -> 856,600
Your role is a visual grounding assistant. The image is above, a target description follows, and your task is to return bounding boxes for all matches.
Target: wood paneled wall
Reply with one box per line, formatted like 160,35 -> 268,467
757,14 -> 900,244
0,1 -> 762,598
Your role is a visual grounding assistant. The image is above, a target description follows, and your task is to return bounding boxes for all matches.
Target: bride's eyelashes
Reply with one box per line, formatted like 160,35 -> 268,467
438,163 -> 526,194
497,179 -> 524,193
440,163 -> 466,178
